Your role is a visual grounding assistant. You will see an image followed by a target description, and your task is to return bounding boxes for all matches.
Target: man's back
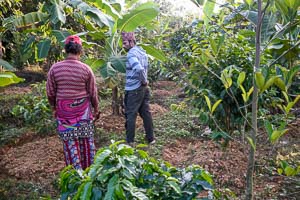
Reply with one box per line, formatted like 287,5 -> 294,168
125,46 -> 148,91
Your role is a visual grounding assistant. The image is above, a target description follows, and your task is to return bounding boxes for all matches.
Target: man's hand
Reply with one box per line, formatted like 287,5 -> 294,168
142,81 -> 148,87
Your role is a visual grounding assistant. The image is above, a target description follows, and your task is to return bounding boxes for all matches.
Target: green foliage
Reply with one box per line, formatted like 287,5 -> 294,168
0,71 -> 24,87
12,82 -> 55,134
172,22 -> 256,133
0,178 -> 53,200
0,127 -> 27,147
276,152 -> 300,177
59,141 -> 214,199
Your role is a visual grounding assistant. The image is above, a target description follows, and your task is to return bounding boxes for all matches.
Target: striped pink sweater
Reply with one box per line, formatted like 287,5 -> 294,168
46,58 -> 99,111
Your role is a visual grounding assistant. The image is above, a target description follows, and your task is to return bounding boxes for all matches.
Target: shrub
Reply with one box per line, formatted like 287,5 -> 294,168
12,82 -> 55,134
59,141 -> 214,200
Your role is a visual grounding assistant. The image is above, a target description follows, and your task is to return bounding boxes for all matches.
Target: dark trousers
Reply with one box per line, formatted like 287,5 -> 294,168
124,86 -> 154,143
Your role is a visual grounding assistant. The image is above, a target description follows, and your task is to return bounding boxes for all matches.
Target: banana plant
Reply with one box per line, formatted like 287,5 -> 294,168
0,70 -> 24,87
94,2 -> 163,115
1,0 -> 116,69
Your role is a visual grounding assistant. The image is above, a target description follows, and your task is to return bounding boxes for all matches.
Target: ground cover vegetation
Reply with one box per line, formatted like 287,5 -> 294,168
0,0 -> 299,199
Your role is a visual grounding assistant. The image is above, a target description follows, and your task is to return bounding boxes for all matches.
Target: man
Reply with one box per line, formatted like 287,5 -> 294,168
122,31 -> 155,145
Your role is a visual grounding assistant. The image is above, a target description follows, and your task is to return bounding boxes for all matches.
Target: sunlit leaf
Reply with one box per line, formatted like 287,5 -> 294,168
255,71 -> 265,90
204,95 -> 212,112
247,136 -> 256,150
211,99 -> 222,115
0,71 -> 24,87
237,72 -> 246,87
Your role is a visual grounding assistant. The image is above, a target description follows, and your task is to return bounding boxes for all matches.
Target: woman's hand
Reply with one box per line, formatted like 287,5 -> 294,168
52,107 -> 57,118
93,111 -> 100,122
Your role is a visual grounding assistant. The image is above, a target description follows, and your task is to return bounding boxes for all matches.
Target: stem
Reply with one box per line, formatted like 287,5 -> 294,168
245,0 -> 263,199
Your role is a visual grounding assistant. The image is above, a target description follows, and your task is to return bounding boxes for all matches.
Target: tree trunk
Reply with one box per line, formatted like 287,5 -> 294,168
112,86 -> 120,115
246,1 -> 262,199
0,41 -> 3,59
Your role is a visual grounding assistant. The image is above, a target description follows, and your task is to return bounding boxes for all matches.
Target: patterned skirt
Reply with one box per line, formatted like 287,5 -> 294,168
56,97 -> 96,170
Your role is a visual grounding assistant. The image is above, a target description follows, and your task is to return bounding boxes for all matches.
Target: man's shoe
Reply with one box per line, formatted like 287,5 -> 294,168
149,140 -> 156,145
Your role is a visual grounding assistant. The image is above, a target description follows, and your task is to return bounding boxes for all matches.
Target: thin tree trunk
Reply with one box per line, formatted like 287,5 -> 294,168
245,1 -> 262,199
112,86 -> 120,115
0,41 -> 3,59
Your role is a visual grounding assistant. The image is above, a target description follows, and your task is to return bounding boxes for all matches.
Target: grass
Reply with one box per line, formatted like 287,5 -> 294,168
0,178 -> 53,200
0,86 -> 209,199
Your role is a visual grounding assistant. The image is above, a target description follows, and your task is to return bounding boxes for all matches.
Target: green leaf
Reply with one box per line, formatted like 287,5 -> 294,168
91,187 -> 102,200
167,181 -> 181,194
281,91 -> 289,102
118,3 -> 159,32
94,149 -> 112,165
270,129 -> 288,143
286,65 -> 300,88
246,87 -> 253,102
247,136 -> 256,150
0,59 -> 14,71
284,166 -> 296,176
284,95 -> 300,114
131,190 -> 148,200
203,0 -> 215,26
85,58 -> 106,72
109,55 -> 126,73
244,0 -> 253,6
100,62 -> 117,78
37,39 -> 51,59
137,150 -> 148,159
237,72 -> 246,87
274,76 -> 286,91
95,0 -> 122,20
211,99 -> 222,115
201,170 -> 213,185
255,71 -> 265,90
52,30 -> 70,46
264,120 -> 273,139
221,69 -> 232,89
104,175 -> 118,200
204,95 -> 212,112
86,7 -> 115,30
4,12 -> 49,29
261,76 -> 277,92
139,44 -> 166,62
216,34 -> 225,54
49,1 -> 66,24
115,183 -> 126,199
80,181 -> 92,200
0,72 -> 24,87
22,35 -> 36,53
209,38 -> 217,56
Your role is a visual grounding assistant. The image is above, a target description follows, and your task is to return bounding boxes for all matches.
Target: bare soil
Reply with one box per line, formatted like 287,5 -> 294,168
0,80 -> 299,199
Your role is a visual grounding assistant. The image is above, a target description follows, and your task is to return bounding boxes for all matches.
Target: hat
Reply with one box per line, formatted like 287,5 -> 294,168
121,32 -> 135,41
65,35 -> 82,45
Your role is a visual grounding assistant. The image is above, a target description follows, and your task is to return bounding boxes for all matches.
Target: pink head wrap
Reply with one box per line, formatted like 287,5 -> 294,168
121,32 -> 136,41
65,35 -> 82,45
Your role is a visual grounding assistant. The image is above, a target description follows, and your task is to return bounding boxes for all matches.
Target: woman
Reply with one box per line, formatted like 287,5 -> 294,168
46,35 -> 99,170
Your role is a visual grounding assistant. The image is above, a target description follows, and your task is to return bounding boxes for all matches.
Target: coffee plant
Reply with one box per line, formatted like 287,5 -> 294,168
12,81 -> 54,133
59,141 -> 214,200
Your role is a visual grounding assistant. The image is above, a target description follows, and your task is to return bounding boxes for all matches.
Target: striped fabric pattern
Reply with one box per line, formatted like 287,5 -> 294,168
46,58 -> 98,110
125,46 -> 148,91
